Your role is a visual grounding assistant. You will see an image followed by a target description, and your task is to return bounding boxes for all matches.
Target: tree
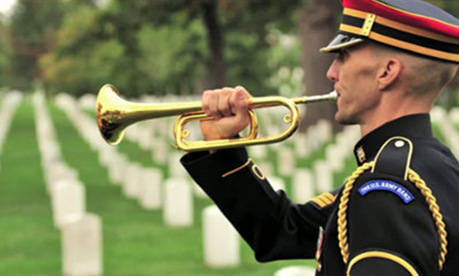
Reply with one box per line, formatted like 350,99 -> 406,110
9,0 -> 63,91
0,21 -> 12,88
134,0 -> 304,94
39,0 -> 305,99
299,0 -> 341,131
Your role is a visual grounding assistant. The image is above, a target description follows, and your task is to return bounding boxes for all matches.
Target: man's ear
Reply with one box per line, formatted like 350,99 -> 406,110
377,58 -> 403,91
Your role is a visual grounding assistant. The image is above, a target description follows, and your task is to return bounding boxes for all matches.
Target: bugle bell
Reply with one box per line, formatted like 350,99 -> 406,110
96,84 -> 337,152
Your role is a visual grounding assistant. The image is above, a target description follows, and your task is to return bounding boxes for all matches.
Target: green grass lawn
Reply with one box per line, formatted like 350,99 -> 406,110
0,100 -> 61,276
0,97 -> 316,276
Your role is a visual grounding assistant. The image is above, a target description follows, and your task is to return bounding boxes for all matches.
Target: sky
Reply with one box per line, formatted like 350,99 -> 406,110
0,0 -> 17,16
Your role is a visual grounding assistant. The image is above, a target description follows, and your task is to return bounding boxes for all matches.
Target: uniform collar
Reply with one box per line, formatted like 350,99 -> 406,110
353,113 -> 433,165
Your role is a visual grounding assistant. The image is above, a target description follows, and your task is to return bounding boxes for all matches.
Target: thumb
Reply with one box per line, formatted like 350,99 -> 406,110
231,86 -> 251,126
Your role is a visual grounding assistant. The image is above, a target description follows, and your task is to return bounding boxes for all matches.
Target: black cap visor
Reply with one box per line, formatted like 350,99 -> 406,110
320,33 -> 364,53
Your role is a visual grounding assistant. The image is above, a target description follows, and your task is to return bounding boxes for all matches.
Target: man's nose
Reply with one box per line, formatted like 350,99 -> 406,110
326,60 -> 339,82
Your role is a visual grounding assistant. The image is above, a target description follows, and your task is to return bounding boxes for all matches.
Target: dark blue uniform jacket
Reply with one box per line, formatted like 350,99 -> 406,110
181,114 -> 459,276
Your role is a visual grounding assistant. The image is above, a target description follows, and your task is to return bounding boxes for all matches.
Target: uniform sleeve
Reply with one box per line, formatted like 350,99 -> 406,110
181,148 -> 331,262
346,171 -> 439,276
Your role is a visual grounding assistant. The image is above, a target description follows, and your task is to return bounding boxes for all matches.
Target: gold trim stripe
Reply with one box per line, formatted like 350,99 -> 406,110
311,192 -> 337,208
311,197 -> 328,208
339,23 -> 459,62
340,24 -> 362,35
347,251 -> 419,276
323,192 -> 337,202
343,8 -> 459,45
222,158 -> 252,178
370,32 -> 459,62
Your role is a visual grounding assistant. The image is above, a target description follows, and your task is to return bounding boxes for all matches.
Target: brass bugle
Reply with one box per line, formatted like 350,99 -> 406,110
96,84 -> 338,152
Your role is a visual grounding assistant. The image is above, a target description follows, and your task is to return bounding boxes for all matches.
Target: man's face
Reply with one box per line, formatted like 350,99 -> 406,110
326,44 -> 383,125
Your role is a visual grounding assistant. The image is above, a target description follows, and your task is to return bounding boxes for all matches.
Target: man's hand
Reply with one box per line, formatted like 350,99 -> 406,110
200,86 -> 252,141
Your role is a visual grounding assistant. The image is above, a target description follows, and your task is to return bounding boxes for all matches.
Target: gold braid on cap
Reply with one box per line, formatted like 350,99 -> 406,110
337,161 -> 448,271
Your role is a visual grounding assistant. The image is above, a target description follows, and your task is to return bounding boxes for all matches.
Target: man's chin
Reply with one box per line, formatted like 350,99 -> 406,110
335,113 -> 359,125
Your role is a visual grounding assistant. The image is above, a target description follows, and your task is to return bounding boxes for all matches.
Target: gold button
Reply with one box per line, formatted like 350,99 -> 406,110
395,140 -> 405,148
317,262 -> 322,272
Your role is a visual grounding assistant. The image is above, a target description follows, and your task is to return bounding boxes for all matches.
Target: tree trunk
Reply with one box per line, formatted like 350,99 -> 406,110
299,0 -> 341,132
201,0 -> 226,88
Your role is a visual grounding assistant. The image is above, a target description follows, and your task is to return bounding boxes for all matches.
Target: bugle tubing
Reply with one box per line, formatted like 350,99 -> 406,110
96,84 -> 338,152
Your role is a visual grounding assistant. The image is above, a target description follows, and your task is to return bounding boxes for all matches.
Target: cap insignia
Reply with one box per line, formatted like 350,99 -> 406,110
356,146 -> 366,163
361,13 -> 376,36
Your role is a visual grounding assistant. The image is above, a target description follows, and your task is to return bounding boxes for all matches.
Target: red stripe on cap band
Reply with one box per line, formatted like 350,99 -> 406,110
344,0 -> 459,39
344,8 -> 459,45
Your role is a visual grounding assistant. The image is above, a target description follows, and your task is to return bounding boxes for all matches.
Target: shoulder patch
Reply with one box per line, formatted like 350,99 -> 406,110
358,180 -> 414,204
372,136 -> 413,180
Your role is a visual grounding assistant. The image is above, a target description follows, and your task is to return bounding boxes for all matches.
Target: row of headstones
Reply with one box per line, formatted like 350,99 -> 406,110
72,93 -> 358,202
32,91 -> 103,276
55,93 -> 242,267
77,92 -> 360,208
76,94 -> 322,274
86,91 -> 354,198
79,93 -> 338,166
432,106 -> 459,158
68,93 -> 359,266
114,97 -> 358,194
0,91 -> 23,171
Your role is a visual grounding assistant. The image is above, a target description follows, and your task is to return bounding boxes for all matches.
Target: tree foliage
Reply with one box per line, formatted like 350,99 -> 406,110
2,0 -> 459,105
11,0 -> 304,97
8,0 -> 63,90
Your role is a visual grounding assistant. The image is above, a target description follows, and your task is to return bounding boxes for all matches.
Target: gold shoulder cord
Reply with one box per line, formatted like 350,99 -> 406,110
337,161 -> 448,271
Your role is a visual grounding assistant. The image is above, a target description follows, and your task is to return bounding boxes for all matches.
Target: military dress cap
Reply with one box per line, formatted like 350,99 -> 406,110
321,0 -> 459,63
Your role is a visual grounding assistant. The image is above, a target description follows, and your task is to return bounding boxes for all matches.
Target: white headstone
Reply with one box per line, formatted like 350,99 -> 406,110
278,147 -> 296,176
98,147 -> 117,168
138,168 -> 163,210
258,162 -> 273,178
269,176 -> 286,192
294,133 -> 310,158
51,179 -> 86,228
292,169 -> 315,203
317,119 -> 333,143
107,153 -> 127,185
274,265 -> 316,276
125,123 -> 140,143
314,160 -> 333,193
249,145 -> 268,159
325,144 -> 345,172
164,178 -> 193,227
151,139 -> 169,165
77,94 -> 96,110
450,107 -> 459,125
122,162 -> 142,198
62,213 -> 103,276
306,125 -> 321,150
138,123 -> 153,150
46,162 -> 79,195
193,182 -> 207,198
168,152 -> 187,178
203,205 -> 240,267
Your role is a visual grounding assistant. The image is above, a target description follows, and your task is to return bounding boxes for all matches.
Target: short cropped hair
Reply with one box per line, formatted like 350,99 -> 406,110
369,41 -> 459,97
